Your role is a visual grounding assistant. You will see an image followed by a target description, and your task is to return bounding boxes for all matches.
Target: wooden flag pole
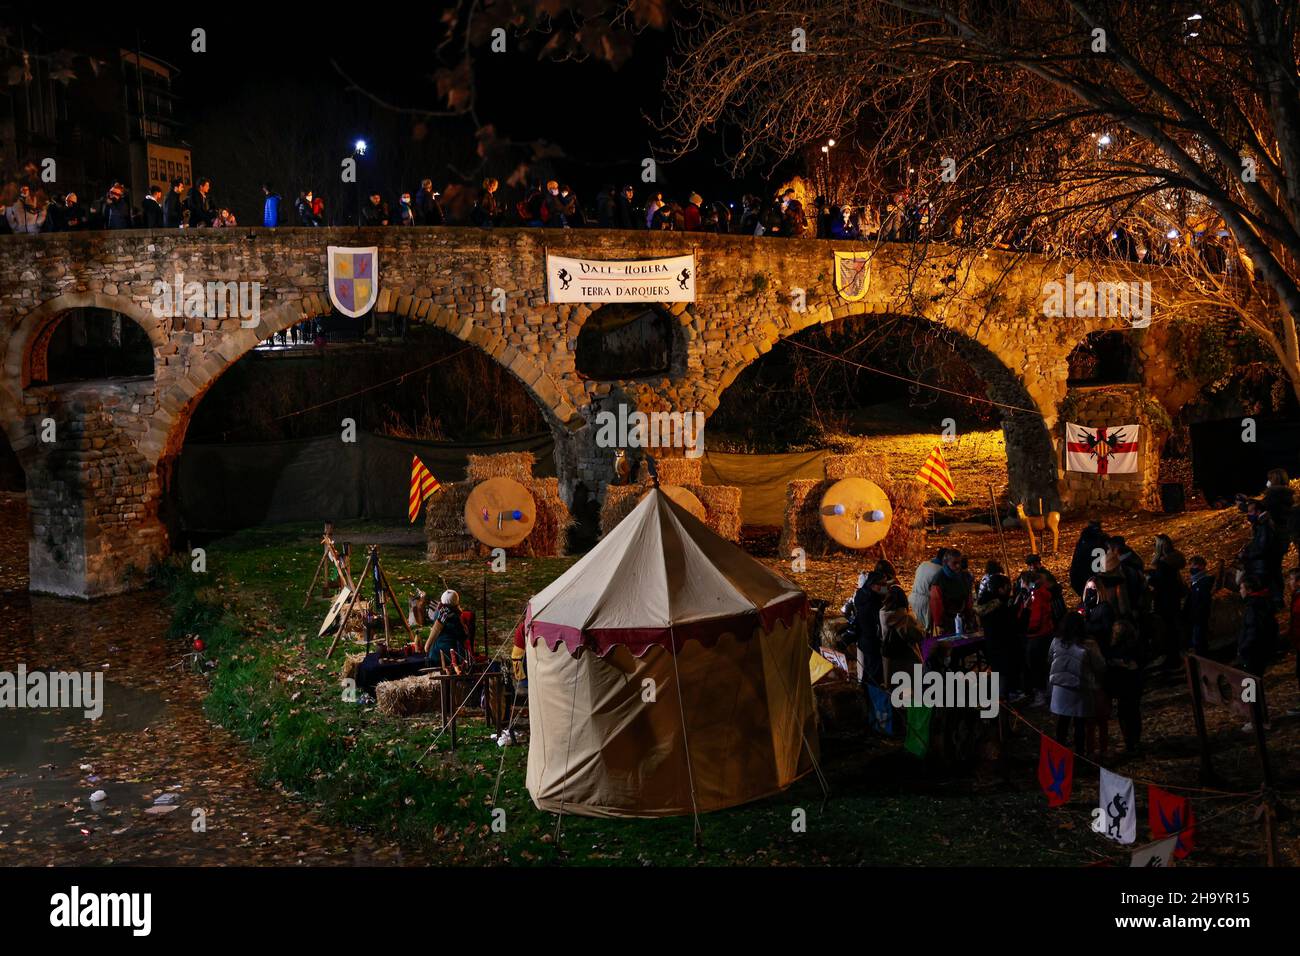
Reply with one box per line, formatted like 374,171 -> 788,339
989,484 -> 1011,572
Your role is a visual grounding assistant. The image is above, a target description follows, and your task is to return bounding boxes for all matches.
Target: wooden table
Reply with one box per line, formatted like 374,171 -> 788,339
420,667 -> 505,754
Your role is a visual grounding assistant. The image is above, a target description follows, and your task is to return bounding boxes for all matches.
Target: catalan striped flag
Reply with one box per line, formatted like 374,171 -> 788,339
409,455 -> 442,523
916,445 -> 956,504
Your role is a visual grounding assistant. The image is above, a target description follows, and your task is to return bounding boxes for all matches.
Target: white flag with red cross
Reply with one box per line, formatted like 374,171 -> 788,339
1065,423 -> 1140,475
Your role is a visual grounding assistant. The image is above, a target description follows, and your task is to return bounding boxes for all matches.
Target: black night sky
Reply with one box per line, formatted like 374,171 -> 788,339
49,6 -> 777,223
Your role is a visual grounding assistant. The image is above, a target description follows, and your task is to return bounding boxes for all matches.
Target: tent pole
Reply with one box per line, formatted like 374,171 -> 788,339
669,640 -> 704,848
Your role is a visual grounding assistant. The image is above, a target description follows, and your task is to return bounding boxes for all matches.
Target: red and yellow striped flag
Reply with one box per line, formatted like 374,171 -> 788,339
916,445 -> 956,504
409,455 -> 442,522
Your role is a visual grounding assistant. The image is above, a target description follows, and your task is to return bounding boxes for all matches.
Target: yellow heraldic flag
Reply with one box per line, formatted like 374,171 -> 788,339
409,455 -> 442,523
916,445 -> 956,504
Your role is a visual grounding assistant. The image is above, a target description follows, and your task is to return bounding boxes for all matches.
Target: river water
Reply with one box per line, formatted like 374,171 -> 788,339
0,493 -> 416,866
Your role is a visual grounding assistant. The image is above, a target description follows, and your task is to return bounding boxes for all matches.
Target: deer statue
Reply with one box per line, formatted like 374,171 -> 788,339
1015,502 -> 1061,554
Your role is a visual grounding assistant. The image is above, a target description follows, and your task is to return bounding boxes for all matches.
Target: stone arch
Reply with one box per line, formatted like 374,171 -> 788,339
708,301 -> 1063,509
4,292 -> 167,394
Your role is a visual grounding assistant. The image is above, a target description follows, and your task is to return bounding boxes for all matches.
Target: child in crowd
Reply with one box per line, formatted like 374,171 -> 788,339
1184,555 -> 1214,656
1049,613 -> 1106,754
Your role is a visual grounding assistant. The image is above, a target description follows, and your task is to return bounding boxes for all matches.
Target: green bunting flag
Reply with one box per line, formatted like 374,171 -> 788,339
904,705 -> 933,757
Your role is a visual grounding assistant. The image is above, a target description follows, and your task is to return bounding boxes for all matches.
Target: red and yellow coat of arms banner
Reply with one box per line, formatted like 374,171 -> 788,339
327,246 -> 379,318
833,251 -> 873,301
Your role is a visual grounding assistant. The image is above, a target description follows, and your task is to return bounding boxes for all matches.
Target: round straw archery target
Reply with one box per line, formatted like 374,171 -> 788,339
819,477 -> 892,548
464,476 -> 537,548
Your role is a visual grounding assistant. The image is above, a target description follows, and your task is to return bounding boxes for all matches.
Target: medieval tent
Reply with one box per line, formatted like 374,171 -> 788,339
524,487 -> 818,818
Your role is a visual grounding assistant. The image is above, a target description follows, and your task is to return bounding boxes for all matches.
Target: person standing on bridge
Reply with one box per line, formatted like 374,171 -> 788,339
142,185 -> 165,229
261,183 -> 281,228
164,177 -> 185,228
295,190 -> 320,226
185,178 -> 214,227
415,179 -> 444,226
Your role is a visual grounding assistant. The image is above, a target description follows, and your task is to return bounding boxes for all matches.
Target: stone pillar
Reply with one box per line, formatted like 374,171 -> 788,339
21,387 -> 169,598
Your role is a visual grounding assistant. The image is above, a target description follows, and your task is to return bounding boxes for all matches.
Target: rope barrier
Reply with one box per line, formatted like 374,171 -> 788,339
785,338 -> 1042,415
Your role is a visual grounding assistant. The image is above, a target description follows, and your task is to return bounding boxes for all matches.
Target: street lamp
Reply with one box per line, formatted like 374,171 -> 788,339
351,139 -> 369,226
821,138 -> 836,202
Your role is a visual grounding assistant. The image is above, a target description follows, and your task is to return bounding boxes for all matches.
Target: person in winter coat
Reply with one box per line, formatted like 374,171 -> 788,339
1148,533 -> 1187,671
614,184 -> 637,229
976,573 -> 1020,701
1018,571 -> 1058,706
99,183 -> 132,229
1183,555 -> 1214,655
543,181 -> 572,228
1239,499 -> 1283,604
1237,471 -> 1293,603
295,191 -> 320,226
1238,573 -> 1278,733
1049,613 -> 1106,753
415,180 -> 444,226
164,177 -> 185,227
778,189 -> 807,238
908,549 -> 949,633
844,560 -> 895,689
261,183 -> 281,227
1105,536 -> 1146,610
4,184 -> 47,234
880,585 -> 924,736
55,191 -> 88,231
683,192 -> 704,231
1237,574 -> 1277,680
184,178 -> 214,227
395,192 -> 417,226
142,184 -> 165,228
1069,519 -> 1108,598
470,178 -> 499,227
359,193 -> 388,227
928,548 -> 972,635
1105,618 -> 1146,754
1081,576 -> 1116,652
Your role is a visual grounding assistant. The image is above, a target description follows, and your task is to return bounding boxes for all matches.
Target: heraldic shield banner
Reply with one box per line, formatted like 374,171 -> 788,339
327,246 -> 379,318
833,251 -> 872,301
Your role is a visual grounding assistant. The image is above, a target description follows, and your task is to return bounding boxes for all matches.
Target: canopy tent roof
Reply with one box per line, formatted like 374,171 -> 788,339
526,487 -> 806,658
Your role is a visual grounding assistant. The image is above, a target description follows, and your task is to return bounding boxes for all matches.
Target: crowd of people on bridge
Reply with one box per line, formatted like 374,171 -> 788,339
841,467 -> 1300,758
0,158 -> 1221,266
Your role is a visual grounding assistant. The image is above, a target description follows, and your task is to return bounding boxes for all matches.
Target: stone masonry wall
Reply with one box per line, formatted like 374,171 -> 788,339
0,228 -> 1222,596
1058,385 -> 1165,512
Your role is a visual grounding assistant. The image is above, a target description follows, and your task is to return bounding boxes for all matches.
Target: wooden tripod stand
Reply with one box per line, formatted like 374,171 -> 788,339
304,523 -> 355,608
326,545 -> 416,658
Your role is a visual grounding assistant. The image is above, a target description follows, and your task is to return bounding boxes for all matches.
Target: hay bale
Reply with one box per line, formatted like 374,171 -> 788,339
425,480 -> 476,559
341,652 -> 367,682
466,452 -> 535,482
521,478 -> 573,557
781,467 -> 927,567
599,485 -> 643,536
376,674 -> 438,717
654,457 -> 703,486
823,454 -> 873,480
689,483 -> 742,542
780,479 -> 828,557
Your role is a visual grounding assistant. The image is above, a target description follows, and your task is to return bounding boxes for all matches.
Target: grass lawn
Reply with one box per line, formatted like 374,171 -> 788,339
167,519 -> 1128,867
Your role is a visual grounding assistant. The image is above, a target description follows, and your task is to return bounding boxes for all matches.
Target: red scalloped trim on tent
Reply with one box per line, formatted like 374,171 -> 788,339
526,592 -> 809,658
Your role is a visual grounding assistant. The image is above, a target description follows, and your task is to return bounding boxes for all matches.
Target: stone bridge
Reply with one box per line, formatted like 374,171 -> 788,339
0,227 -> 1214,597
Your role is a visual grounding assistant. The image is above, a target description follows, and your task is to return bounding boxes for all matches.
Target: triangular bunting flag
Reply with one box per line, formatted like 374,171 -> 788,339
1130,835 -> 1179,867
904,705 -> 932,757
408,455 -> 442,523
1148,786 -> 1195,859
1037,735 -> 1074,806
866,684 -> 894,736
1098,769 -> 1137,844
